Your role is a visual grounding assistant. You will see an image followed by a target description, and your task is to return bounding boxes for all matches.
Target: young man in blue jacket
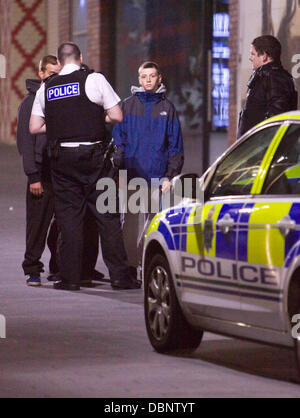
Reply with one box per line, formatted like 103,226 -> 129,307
113,61 -> 184,276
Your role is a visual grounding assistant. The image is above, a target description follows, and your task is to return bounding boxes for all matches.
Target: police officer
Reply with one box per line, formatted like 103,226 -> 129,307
30,42 -> 140,291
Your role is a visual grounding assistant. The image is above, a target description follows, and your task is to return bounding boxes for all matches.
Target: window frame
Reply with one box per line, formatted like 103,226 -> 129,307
71,0 -> 88,60
203,122 -> 283,202
260,121 -> 300,197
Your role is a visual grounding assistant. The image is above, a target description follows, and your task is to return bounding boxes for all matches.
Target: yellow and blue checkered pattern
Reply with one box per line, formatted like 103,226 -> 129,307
147,202 -> 300,269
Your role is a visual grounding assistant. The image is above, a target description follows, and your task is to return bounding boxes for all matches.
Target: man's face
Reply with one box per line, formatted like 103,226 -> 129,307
249,45 -> 266,70
139,67 -> 162,92
39,63 -> 61,80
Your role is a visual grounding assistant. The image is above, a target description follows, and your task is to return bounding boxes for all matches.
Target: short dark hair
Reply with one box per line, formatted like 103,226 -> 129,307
39,55 -> 58,72
252,35 -> 281,62
57,42 -> 81,65
138,61 -> 161,75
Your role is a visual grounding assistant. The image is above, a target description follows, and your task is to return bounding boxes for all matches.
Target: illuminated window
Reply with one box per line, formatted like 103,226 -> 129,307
72,0 -> 87,60
212,6 -> 230,130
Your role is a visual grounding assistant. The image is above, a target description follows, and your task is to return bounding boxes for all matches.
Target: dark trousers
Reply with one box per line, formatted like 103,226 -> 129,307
22,181 -> 57,276
47,218 -> 59,273
51,144 -> 130,285
22,181 -> 99,278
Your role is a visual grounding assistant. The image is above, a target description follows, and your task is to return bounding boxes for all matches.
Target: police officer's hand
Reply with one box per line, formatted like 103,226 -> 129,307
30,181 -> 44,197
162,180 -> 172,193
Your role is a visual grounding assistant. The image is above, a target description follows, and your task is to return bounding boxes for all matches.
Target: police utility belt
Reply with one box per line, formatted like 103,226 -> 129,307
49,139 -> 105,158
60,140 -> 102,147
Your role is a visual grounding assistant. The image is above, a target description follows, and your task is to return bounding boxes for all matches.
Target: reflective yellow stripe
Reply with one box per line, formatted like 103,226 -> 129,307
258,113 -> 300,125
251,124 -> 289,195
145,214 -> 161,238
286,164 -> 300,179
248,202 -> 292,266
186,203 -> 222,256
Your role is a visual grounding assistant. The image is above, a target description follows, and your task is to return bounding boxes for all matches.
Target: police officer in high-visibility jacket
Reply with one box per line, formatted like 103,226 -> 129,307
30,42 -> 140,291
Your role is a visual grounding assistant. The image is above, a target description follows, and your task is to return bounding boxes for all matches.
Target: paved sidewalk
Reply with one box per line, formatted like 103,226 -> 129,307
1,144 -> 300,398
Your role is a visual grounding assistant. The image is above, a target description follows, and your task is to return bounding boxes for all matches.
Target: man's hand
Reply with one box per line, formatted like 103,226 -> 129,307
30,182 -> 44,196
161,180 -> 172,193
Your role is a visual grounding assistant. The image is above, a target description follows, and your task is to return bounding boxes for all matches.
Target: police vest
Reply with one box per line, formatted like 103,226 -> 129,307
45,69 -> 106,144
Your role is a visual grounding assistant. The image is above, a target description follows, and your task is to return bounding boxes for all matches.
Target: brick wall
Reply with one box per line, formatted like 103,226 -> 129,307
228,0 -> 240,145
57,0 -> 113,77
87,0 -> 101,71
98,0 -> 116,82
58,0 -> 71,43
47,0 -> 59,55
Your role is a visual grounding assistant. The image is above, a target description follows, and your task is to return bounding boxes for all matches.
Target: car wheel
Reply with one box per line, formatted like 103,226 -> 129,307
144,254 -> 203,353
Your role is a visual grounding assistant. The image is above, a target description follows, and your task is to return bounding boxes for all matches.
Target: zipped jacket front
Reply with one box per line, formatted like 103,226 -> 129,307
113,86 -> 184,183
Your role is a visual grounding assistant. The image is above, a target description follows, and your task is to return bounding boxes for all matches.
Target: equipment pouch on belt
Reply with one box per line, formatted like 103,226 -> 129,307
47,139 -> 60,159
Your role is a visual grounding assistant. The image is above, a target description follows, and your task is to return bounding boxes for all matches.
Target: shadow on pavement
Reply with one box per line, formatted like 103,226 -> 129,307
40,281 -> 144,306
171,338 -> 300,385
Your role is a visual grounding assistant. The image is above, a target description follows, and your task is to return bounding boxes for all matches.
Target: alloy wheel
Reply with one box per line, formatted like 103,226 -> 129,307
147,265 -> 171,341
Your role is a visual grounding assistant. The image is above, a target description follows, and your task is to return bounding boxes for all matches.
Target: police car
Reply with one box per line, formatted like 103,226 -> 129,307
142,111 -> 300,373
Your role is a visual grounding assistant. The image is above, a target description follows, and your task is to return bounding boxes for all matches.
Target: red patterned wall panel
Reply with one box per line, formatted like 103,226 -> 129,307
9,0 -> 46,142
0,0 -> 11,144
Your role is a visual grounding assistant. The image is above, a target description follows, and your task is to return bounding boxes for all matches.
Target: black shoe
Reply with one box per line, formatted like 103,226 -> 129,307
79,279 -> 95,288
47,273 -> 59,282
111,278 -> 141,290
49,274 -> 93,287
53,280 -> 80,291
129,266 -> 137,279
90,270 -> 105,281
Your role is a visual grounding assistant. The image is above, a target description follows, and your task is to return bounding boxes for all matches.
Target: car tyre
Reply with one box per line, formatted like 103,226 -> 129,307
144,253 -> 203,353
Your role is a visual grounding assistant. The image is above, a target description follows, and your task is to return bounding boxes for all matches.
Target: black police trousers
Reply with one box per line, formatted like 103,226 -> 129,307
22,180 -> 99,279
50,144 -> 130,285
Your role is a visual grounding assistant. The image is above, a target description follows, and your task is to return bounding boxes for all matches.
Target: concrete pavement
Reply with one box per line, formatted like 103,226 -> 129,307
1,144 -> 300,398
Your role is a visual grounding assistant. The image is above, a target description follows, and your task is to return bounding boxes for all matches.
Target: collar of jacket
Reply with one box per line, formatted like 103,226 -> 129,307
134,91 -> 165,104
247,60 -> 283,88
257,60 -> 283,75
25,79 -> 41,94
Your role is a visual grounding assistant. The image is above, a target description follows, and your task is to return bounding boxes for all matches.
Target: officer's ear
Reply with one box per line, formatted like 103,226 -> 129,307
38,70 -> 44,81
80,54 -> 83,64
262,52 -> 270,64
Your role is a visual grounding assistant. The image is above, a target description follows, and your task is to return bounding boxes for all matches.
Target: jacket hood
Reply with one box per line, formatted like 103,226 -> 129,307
131,83 -> 167,95
25,79 -> 42,94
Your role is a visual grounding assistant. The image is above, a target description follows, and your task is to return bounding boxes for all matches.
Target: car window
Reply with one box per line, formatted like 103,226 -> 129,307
262,124 -> 300,195
207,125 -> 279,198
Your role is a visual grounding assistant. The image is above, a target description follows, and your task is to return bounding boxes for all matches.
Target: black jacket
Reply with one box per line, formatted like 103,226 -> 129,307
238,61 -> 298,138
17,79 -> 49,184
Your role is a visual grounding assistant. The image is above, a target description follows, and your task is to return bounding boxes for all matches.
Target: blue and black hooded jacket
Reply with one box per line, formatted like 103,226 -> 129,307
113,84 -> 184,183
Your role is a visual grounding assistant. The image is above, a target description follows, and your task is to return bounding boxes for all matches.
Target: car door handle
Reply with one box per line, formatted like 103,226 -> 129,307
217,213 -> 234,234
277,215 -> 296,236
